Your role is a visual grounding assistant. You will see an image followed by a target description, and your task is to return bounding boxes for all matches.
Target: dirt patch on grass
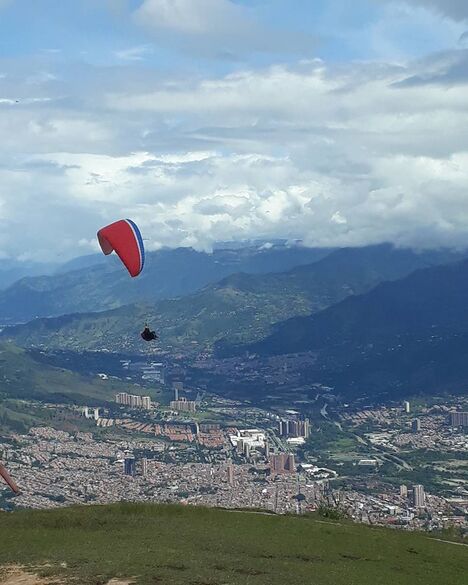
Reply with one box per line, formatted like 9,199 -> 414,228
0,566 -> 57,585
0,567 -> 135,585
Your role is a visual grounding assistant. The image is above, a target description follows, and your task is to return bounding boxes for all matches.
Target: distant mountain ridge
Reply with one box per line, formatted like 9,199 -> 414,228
54,253 -> 107,274
0,244 -> 333,325
2,244 -> 466,353
0,259 -> 58,290
240,257 -> 468,356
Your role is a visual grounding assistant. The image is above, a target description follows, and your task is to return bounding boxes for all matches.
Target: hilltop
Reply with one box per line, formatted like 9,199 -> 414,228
0,503 -> 466,585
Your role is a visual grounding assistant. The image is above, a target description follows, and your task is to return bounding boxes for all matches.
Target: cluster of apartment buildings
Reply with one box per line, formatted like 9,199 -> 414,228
115,392 -> 152,410
269,453 -> 296,475
450,412 -> 468,427
278,418 -> 310,439
170,397 -> 197,412
123,454 -> 148,477
400,484 -> 426,507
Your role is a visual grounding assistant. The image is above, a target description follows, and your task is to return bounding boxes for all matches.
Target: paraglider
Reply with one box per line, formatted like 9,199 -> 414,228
97,219 -> 145,277
0,461 -> 19,494
97,219 -> 158,342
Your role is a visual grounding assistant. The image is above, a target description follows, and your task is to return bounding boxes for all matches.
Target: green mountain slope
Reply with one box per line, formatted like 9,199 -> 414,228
243,258 -> 468,356
3,244 -> 466,352
228,257 -> 468,398
0,503 -> 466,585
0,342 -> 137,405
0,245 -> 333,325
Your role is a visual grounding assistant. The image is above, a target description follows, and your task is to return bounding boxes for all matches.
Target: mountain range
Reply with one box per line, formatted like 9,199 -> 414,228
230,257 -> 468,398
3,242 -> 468,401
0,259 -> 59,290
2,244 -> 466,353
0,244 -> 332,325
242,257 -> 468,355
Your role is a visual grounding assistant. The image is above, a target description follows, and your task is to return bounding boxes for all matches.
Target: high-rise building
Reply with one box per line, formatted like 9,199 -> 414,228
450,412 -> 468,427
172,381 -> 183,401
141,396 -> 151,410
226,461 -> 234,486
269,453 -> 285,474
141,457 -> 148,477
264,441 -> 270,458
285,453 -> 295,472
170,397 -> 196,412
411,418 -> 421,433
115,393 -> 152,410
403,401 -> 410,414
269,453 -> 295,475
124,456 -> 136,477
278,418 -> 310,439
278,420 -> 287,437
413,484 -> 425,508
400,484 -> 408,498
289,420 -> 299,437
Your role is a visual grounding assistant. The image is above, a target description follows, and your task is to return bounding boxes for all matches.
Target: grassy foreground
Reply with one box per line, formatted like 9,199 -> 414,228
0,504 -> 467,585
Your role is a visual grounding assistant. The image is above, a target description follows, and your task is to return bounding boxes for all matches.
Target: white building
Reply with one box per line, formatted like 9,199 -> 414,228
82,407 -> 101,421
229,429 -> 266,452
413,484 -> 425,508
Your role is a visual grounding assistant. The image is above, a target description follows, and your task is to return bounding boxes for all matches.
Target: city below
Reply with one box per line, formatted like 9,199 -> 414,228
1,355 -> 467,535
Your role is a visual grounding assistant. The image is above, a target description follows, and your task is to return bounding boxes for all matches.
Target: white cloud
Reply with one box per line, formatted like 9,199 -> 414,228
134,0 -> 247,36
132,0 -> 316,58
114,45 -> 153,61
2,48 -> 468,260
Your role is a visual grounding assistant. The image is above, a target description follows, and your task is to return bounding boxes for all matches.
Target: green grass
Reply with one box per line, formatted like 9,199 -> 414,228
0,503 -> 466,585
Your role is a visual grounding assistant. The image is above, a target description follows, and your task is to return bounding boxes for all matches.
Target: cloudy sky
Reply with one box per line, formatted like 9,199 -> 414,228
1,0 -> 468,261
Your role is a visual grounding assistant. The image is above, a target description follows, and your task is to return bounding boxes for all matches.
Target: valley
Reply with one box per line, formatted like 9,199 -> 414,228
1,243 -> 467,541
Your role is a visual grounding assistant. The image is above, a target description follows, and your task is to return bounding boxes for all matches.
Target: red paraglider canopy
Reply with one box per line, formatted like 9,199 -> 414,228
97,219 -> 145,277
0,462 -> 19,494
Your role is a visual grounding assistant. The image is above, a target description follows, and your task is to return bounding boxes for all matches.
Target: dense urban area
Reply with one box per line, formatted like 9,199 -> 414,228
2,352 -> 467,536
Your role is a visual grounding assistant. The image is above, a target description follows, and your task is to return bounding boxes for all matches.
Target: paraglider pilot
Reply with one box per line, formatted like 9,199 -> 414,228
141,324 -> 158,342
